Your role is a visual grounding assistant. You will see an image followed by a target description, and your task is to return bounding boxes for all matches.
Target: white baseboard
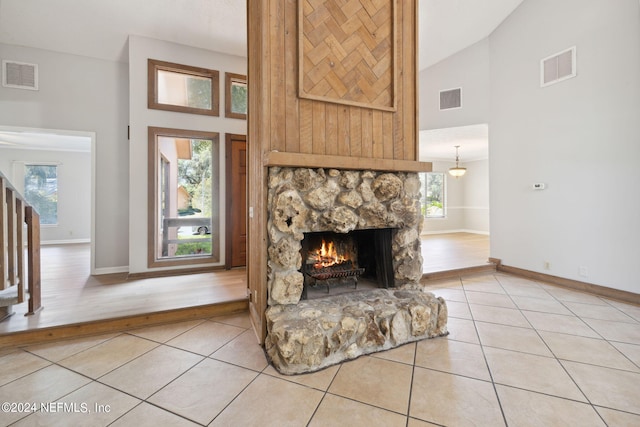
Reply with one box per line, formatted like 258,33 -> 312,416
42,239 -> 91,245
461,229 -> 490,236
421,229 -> 490,236
93,266 -> 129,275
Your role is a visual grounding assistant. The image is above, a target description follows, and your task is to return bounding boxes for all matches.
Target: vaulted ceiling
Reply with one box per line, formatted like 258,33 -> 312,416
0,0 -> 523,69
0,0 -> 525,158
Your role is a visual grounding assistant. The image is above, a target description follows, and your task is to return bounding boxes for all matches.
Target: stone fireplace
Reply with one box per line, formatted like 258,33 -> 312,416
264,167 -> 448,374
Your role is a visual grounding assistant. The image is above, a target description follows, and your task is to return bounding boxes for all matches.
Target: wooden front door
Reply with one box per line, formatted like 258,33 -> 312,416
225,134 -> 247,268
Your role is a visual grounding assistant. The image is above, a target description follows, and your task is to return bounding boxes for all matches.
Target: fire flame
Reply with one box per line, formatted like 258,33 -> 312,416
310,239 -> 348,268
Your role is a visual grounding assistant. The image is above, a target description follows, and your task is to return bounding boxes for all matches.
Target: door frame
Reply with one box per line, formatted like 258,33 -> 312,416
0,125 -> 96,271
224,133 -> 247,269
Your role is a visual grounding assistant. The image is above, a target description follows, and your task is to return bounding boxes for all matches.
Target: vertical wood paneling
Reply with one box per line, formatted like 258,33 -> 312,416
312,102 -> 326,154
337,106 -> 351,156
270,0 -> 286,151
299,99 -> 314,153
382,112 -> 394,159
284,0 -> 300,152
361,109 -> 373,156
393,0 -> 405,161
349,107 -> 362,157
372,110 -> 384,158
247,0 -> 270,343
325,104 -> 338,155
402,0 -> 417,160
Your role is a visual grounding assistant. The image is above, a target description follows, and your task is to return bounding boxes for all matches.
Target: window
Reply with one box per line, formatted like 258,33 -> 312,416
420,172 -> 445,218
148,127 -> 220,268
225,72 -> 247,119
24,164 -> 58,225
148,59 -> 219,116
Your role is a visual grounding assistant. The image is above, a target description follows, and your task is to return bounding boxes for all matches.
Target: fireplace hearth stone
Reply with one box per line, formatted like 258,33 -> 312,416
265,288 -> 448,375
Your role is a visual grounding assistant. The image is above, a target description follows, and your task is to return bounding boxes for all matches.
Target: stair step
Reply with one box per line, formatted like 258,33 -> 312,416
0,286 -> 19,307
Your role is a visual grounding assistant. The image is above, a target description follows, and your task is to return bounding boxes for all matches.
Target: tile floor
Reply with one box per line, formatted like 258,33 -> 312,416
1,273 -> 639,426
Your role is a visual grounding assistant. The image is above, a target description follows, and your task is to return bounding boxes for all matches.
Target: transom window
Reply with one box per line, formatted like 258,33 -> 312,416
225,72 -> 247,119
148,59 -> 219,116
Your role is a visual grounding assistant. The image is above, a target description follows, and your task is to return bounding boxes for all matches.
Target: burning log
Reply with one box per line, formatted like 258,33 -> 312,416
304,260 -> 364,293
302,235 -> 364,295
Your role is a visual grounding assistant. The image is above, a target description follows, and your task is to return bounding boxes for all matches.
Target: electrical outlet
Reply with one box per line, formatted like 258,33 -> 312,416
544,261 -> 551,270
579,266 -> 588,277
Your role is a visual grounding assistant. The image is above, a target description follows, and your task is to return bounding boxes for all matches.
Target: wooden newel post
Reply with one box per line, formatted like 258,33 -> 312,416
25,206 -> 42,315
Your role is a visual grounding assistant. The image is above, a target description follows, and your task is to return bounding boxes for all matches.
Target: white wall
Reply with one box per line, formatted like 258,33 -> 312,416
0,42 -> 129,271
463,159 -> 490,233
0,148 -> 91,242
128,36 -> 247,274
419,38 -> 490,130
489,0 -> 640,293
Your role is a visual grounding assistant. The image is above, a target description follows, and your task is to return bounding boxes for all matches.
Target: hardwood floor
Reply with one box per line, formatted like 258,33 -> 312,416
421,232 -> 491,273
0,244 -> 247,337
0,233 -> 488,338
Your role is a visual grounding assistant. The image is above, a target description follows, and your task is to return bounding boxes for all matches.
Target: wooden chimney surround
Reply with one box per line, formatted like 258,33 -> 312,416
247,0 -> 431,342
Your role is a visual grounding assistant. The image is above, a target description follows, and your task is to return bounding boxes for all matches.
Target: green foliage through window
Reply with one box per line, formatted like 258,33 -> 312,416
420,172 -> 445,218
24,164 -> 58,225
177,139 -> 212,218
175,240 -> 212,256
230,81 -> 247,114
186,77 -> 213,110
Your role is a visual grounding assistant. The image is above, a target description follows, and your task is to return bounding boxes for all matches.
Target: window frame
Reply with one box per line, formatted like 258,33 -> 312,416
224,72 -> 247,120
147,126 -> 221,268
148,59 -> 220,116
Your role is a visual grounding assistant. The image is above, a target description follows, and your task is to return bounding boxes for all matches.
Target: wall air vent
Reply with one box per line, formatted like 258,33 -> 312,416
439,87 -> 462,110
541,47 -> 576,87
2,60 -> 39,90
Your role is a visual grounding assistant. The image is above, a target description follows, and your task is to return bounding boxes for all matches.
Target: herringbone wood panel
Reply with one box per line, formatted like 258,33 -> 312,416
300,0 -> 394,109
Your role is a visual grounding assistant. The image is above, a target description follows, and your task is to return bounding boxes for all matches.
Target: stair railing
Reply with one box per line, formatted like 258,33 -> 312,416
0,171 -> 42,319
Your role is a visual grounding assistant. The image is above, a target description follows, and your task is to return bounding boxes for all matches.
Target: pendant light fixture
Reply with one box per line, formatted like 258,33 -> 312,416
448,145 -> 466,178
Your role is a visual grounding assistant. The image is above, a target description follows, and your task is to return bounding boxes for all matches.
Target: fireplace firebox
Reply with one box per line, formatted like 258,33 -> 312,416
300,229 -> 394,299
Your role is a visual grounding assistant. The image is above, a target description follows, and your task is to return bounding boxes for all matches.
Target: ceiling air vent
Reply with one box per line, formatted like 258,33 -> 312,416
540,47 -> 576,87
439,87 -> 462,110
2,60 -> 39,90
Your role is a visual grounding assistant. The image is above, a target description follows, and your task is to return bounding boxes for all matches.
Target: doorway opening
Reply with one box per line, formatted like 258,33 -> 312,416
418,124 -> 490,273
0,125 -> 95,270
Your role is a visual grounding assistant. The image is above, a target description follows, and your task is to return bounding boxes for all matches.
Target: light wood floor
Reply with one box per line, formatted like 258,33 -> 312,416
0,244 -> 247,336
422,232 -> 490,273
0,233 -> 489,335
